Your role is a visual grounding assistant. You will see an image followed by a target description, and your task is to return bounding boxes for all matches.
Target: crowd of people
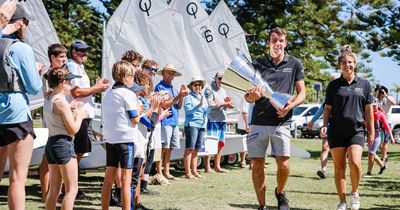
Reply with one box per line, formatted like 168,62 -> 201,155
0,2 -> 397,210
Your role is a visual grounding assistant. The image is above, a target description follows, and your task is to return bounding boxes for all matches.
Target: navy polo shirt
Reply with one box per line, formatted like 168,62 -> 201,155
154,80 -> 179,126
325,75 -> 373,134
251,53 -> 304,126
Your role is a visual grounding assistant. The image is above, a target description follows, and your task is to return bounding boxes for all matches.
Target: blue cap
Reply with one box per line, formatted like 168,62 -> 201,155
130,85 -> 145,92
71,40 -> 91,50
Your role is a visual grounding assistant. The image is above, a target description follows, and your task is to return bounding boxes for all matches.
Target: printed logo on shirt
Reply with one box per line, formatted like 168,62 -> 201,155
282,67 -> 293,73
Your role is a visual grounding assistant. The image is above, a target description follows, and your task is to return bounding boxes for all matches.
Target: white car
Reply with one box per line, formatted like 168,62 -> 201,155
291,103 -> 320,138
389,105 -> 400,143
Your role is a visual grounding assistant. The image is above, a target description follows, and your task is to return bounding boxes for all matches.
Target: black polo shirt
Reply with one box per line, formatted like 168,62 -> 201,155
251,53 -> 304,126
325,75 -> 373,134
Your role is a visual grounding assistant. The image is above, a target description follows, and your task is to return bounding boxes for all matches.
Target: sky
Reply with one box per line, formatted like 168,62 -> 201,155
90,0 -> 400,93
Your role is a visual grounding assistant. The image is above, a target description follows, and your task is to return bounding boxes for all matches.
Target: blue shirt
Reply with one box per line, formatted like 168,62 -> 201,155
184,91 -> 210,128
154,80 -> 179,126
0,39 -> 42,124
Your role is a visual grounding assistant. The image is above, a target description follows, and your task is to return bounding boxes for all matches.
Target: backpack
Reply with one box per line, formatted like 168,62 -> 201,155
0,38 -> 25,92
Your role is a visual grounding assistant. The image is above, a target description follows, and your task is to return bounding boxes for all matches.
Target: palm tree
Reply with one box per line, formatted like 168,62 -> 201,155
391,83 -> 400,104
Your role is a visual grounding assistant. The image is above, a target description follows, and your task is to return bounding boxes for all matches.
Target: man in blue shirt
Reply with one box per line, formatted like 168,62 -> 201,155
0,3 -> 42,209
154,63 -> 188,180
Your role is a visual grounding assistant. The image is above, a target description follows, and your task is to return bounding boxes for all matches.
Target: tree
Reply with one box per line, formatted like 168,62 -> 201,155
43,0 -> 104,83
391,83 -> 400,104
349,0 -> 400,65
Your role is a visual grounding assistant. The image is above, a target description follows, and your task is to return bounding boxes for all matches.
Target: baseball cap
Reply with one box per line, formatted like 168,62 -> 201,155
11,3 -> 35,21
71,40 -> 91,50
62,71 -> 82,81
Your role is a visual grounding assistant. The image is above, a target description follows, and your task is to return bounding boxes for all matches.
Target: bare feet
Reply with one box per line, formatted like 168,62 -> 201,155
204,168 -> 216,173
214,168 -> 228,173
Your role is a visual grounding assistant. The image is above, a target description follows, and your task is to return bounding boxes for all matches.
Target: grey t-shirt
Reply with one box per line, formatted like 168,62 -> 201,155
205,81 -> 227,122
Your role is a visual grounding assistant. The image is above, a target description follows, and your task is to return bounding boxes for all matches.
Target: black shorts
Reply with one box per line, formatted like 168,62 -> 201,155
106,142 -> 135,169
0,119 -> 36,146
237,129 -> 248,135
327,129 -> 365,149
74,118 -> 95,154
45,135 -> 76,165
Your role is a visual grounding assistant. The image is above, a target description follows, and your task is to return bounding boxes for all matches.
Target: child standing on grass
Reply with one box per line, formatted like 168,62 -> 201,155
43,67 -> 87,210
101,60 -> 143,210
364,98 -> 395,177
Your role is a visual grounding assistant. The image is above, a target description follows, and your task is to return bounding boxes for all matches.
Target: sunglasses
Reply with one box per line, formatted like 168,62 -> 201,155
217,77 -> 223,80
193,83 -> 203,87
22,18 -> 29,26
146,66 -> 158,72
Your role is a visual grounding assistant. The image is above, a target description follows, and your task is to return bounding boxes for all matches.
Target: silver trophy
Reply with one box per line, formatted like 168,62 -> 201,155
222,54 -> 292,110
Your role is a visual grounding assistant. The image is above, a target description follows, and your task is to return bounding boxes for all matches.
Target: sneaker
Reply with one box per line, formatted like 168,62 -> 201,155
317,170 -> 327,179
257,205 -> 268,210
76,189 -> 87,200
141,188 -> 160,195
351,192 -> 360,210
275,188 -> 289,210
378,165 -> 386,175
363,172 -> 373,178
136,203 -> 153,210
336,202 -> 347,210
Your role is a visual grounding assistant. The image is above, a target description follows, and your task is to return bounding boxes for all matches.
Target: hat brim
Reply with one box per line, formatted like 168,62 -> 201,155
156,69 -> 182,77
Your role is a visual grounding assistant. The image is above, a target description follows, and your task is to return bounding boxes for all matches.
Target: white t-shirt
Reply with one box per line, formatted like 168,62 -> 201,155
237,99 -> 249,130
102,87 -> 139,144
66,60 -> 95,118
379,97 -> 393,121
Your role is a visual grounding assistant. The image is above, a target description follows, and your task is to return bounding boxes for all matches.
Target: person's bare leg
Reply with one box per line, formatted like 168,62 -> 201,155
239,152 -> 246,166
204,155 -> 214,173
39,155 -> 50,202
330,147 -> 347,202
45,164 -> 62,210
7,134 -> 34,210
214,144 -> 224,172
0,147 -> 7,183
367,153 -> 374,173
120,168 -> 133,210
320,140 -> 330,172
115,167 -> 122,188
275,156 -> 290,193
101,167 -> 117,210
373,155 -> 385,168
347,145 -> 363,194
134,165 -> 144,208
380,141 -> 388,161
59,158 -> 79,210
191,150 -> 200,177
183,149 -> 193,177
252,158 -> 266,207
162,149 -> 173,178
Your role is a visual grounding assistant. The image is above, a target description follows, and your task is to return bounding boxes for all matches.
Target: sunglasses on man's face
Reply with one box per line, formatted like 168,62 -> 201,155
22,18 -> 29,26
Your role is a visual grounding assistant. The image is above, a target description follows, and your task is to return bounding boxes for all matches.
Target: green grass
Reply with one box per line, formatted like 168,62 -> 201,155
0,139 -> 399,209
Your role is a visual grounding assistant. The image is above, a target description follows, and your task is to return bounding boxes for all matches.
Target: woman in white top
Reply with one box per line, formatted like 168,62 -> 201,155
43,67 -> 87,210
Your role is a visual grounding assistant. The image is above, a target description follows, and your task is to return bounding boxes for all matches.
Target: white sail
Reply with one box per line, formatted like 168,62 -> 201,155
169,0 -> 231,79
0,1 -> 60,110
210,0 -> 251,60
102,0 -> 200,86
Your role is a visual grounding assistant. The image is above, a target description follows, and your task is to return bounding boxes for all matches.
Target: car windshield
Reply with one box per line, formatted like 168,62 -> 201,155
293,106 -> 307,116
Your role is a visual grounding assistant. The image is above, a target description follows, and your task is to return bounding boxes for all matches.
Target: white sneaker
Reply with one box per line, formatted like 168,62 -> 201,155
336,202 -> 347,210
351,192 -> 360,210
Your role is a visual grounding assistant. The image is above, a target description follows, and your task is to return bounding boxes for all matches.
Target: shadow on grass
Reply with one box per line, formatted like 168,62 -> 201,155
229,203 -> 311,210
289,189 -> 338,196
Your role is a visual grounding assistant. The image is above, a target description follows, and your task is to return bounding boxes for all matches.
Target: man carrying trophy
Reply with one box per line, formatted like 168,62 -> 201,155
232,27 -> 306,210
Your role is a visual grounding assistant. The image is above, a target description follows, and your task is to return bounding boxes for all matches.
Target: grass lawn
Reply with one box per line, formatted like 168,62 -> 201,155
0,139 -> 399,210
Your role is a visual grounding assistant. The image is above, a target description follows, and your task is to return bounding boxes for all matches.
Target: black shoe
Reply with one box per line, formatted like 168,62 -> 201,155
378,165 -> 387,174
136,203 -> 153,210
76,189 -> 87,200
275,188 -> 289,210
141,188 -> 160,195
317,170 -> 327,179
257,205 -> 268,210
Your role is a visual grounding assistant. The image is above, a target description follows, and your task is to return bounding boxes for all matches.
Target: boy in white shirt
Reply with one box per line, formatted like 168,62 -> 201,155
101,60 -> 143,209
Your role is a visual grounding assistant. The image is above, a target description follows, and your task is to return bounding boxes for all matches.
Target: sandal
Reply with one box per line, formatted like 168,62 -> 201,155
185,174 -> 198,179
193,173 -> 203,179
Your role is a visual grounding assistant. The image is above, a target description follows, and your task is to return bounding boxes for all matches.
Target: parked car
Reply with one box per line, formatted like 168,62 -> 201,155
290,103 -> 320,137
389,105 -> 400,143
300,116 -> 323,138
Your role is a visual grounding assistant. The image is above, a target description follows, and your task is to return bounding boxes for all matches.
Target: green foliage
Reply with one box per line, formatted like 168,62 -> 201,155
43,0 -> 104,85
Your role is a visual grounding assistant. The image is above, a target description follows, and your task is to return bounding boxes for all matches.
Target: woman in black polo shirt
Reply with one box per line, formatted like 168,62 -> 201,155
320,45 -> 374,210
